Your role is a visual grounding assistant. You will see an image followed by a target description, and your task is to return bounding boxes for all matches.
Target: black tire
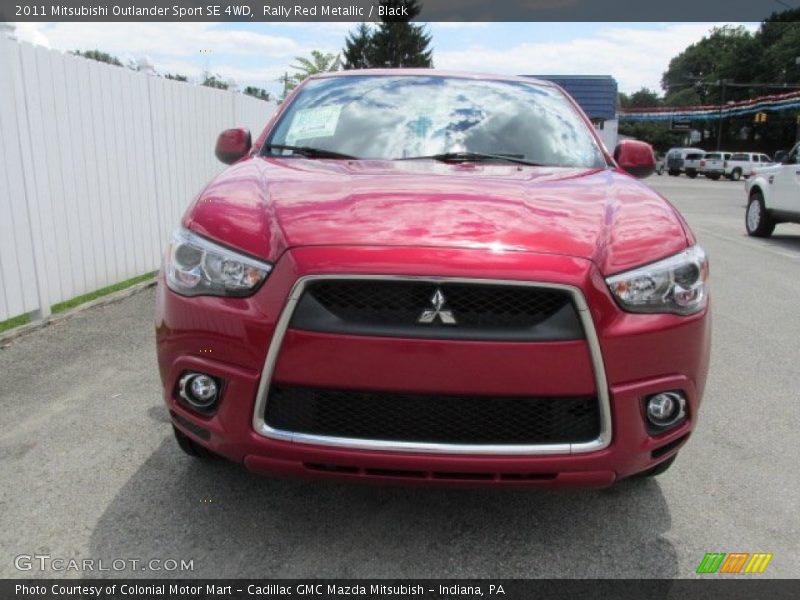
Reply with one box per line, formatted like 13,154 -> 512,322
730,168 -> 742,181
637,454 -> 677,478
707,174 -> 721,181
745,192 -> 775,238
173,426 -> 215,459
668,169 -> 680,176
686,170 -> 698,178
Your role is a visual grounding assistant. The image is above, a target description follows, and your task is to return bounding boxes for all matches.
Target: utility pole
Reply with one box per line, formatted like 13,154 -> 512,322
278,72 -> 291,100
716,79 -> 729,151
796,58 -> 800,143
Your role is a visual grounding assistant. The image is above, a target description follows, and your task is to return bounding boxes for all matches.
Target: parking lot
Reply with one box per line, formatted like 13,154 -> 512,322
0,175 -> 798,579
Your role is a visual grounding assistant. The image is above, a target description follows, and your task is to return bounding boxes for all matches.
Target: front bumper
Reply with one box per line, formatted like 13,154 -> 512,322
156,246 -> 711,487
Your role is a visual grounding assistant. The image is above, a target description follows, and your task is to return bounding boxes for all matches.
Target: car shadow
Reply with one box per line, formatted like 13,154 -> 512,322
88,431 -> 679,579
762,233 -> 800,253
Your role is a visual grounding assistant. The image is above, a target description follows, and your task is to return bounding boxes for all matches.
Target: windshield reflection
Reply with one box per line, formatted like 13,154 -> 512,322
265,75 -> 607,169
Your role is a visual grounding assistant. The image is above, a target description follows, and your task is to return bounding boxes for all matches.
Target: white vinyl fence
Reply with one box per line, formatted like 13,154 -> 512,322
0,35 -> 277,323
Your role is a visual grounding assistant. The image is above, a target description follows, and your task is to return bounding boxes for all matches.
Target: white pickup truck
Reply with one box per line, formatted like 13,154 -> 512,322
729,152 -> 773,181
745,143 -> 800,237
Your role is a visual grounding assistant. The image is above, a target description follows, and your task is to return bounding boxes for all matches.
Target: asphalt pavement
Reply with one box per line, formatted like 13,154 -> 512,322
0,174 -> 798,579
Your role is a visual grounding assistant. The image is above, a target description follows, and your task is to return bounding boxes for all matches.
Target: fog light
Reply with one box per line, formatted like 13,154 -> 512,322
645,391 -> 686,428
179,372 -> 219,411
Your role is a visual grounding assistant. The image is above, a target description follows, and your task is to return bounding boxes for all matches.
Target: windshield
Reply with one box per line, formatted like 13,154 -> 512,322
705,153 -> 721,160
263,74 -> 607,168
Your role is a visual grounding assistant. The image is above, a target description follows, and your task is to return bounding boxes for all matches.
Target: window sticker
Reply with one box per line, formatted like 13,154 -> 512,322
286,105 -> 343,144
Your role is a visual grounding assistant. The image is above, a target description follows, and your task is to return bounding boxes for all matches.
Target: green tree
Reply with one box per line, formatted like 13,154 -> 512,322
71,49 -> 123,67
624,87 -> 662,109
369,1 -> 433,68
658,15 -> 800,151
757,10 -> 800,86
164,73 -> 188,82
661,25 -> 758,105
244,86 -> 271,101
343,23 -> 374,70
202,74 -> 229,90
285,50 -> 341,96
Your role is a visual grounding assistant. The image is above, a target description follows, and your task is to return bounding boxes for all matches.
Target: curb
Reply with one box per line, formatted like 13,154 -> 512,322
0,278 -> 157,346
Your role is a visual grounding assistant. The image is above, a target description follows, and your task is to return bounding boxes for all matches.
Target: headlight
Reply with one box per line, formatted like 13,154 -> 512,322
165,228 -> 271,297
606,245 -> 708,315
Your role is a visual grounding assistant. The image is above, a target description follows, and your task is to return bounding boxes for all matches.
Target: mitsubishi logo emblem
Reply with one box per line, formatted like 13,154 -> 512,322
417,288 -> 457,325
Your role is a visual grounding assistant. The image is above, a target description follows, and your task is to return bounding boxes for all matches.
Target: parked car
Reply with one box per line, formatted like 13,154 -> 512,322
156,70 -> 710,487
728,152 -> 773,181
745,142 -> 800,237
665,147 -> 705,176
699,152 -> 733,180
683,151 -> 706,178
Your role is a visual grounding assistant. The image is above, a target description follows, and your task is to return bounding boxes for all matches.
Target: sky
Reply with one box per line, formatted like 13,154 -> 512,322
11,21 -> 759,97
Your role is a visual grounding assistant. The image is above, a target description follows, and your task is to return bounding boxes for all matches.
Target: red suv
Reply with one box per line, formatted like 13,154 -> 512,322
156,71 -> 710,487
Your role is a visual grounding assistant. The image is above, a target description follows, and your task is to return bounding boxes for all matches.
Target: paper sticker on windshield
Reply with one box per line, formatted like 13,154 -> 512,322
287,105 -> 342,142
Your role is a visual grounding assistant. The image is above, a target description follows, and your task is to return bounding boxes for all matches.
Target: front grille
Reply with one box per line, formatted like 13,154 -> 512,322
264,385 -> 600,445
290,280 -> 583,341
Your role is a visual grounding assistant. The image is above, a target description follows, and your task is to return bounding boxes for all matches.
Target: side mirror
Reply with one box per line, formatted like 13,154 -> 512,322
774,150 -> 787,164
613,140 -> 656,179
215,128 -> 251,165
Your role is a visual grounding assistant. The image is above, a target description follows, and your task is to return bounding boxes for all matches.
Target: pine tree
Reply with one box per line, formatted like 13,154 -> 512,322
370,1 -> 433,68
343,23 -> 374,70
341,2 -> 433,69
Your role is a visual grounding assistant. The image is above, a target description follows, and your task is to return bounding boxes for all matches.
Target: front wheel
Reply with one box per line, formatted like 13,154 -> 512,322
707,174 -> 721,181
730,168 -> 742,181
686,170 -> 698,178
668,170 -> 680,176
746,193 -> 775,238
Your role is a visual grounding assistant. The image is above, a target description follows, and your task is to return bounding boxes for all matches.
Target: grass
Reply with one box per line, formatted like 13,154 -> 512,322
0,313 -> 32,335
52,271 -> 158,314
1,271 -> 157,336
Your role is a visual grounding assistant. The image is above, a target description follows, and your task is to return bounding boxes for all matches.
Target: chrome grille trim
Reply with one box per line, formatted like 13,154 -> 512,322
252,275 -> 612,455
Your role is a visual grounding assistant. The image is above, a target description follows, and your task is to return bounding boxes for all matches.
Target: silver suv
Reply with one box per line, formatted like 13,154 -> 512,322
665,147 -> 704,176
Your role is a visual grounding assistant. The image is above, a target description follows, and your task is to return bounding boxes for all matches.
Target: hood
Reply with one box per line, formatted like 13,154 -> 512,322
185,158 -> 690,275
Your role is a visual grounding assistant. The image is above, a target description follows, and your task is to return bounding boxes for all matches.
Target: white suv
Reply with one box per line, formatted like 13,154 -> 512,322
728,152 -> 773,181
745,143 -> 800,237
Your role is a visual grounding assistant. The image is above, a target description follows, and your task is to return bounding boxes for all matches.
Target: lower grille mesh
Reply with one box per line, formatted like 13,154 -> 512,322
265,385 -> 600,445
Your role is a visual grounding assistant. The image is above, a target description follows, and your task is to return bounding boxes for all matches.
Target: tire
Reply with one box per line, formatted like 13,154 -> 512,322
173,426 -> 215,459
668,169 -> 680,176
746,192 -> 775,238
731,168 -> 742,181
707,174 -> 721,181
637,455 -> 678,478
686,170 -> 698,178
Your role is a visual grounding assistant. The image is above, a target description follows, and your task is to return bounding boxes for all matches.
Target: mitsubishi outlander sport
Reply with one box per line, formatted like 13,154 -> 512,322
156,71 -> 711,487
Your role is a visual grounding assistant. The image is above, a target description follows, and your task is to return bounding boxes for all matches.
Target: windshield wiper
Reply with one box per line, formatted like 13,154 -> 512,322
263,144 -> 356,160
399,152 -> 544,166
